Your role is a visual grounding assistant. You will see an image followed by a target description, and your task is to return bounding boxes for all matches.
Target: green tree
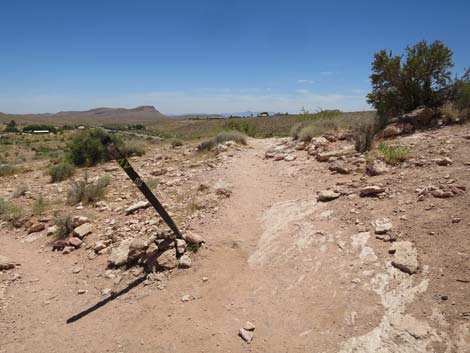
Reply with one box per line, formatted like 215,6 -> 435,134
4,120 -> 19,133
367,40 -> 454,124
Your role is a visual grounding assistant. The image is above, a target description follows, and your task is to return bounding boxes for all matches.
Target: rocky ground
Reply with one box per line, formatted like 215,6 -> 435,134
1,125 -> 470,353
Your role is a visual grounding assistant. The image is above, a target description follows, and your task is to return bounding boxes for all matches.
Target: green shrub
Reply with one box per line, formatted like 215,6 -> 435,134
67,129 -> 110,166
66,176 -> 110,205
170,138 -> 183,148
367,40 -> 454,118
454,81 -> 470,112
32,195 -> 47,215
223,120 -> 257,137
120,140 -> 146,157
197,139 -> 217,151
377,142 -> 411,164
48,161 -> 76,182
0,164 -> 18,177
0,198 -> 24,222
54,213 -> 73,239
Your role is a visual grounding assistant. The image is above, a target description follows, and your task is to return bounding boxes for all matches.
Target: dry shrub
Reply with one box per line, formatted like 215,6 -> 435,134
48,161 -> 76,183
198,131 -> 247,151
67,175 -> 110,205
378,142 -> 411,165
54,213 -> 73,239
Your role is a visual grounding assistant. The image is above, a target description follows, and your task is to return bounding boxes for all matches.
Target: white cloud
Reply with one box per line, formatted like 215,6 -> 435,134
295,89 -> 310,94
296,79 -> 314,84
320,71 -> 333,76
0,89 -> 368,114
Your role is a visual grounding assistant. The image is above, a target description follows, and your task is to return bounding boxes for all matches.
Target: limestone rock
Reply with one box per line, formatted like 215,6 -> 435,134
239,328 -> 254,344
360,185 -> 385,197
108,240 -> 131,267
435,157 -> 453,166
125,201 -> 150,215
73,223 -> 92,239
329,162 -> 350,174
366,160 -> 389,176
182,231 -> 205,245
28,223 -> 45,234
178,254 -> 192,268
318,190 -> 340,202
127,238 -> 148,262
157,249 -> 178,270
390,241 -> 419,274
67,237 -> 83,248
374,218 -> 392,234
243,321 -> 256,331
175,239 -> 187,254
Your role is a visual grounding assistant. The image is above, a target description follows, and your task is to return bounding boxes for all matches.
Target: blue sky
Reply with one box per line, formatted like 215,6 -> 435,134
1,0 -> 469,114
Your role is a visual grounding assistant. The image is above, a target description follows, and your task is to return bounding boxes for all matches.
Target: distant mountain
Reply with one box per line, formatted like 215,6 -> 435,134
0,106 -> 167,125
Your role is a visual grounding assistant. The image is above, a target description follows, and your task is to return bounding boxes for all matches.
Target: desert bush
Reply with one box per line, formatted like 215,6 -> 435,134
439,102 -> 463,124
197,131 -> 247,151
453,80 -> 470,112
48,161 -> 76,183
120,140 -> 146,157
13,184 -> 28,198
32,195 -> 47,215
298,125 -> 322,142
0,164 -> 18,177
67,129 -> 109,166
290,123 -> 303,140
223,120 -> 257,137
0,198 -> 24,222
53,213 -> 73,239
66,175 -> 110,205
352,122 -> 376,153
170,138 -> 183,148
377,142 -> 411,165
214,131 -> 247,145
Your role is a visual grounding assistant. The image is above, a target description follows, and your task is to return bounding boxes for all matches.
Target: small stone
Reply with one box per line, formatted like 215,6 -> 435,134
181,294 -> 191,302
178,254 -> 192,269
157,249 -> 178,270
175,239 -> 187,254
182,231 -> 205,245
77,289 -> 87,295
243,321 -> 255,331
67,237 -> 83,248
329,162 -> 350,174
360,185 -> 385,197
73,223 -> 92,239
390,241 -> 419,274
46,225 -> 58,236
108,240 -> 131,267
62,246 -> 75,254
0,255 -> 15,270
366,159 -> 389,176
94,241 -> 107,253
284,155 -> 296,162
239,328 -> 254,343
318,190 -> 340,202
28,223 -> 45,234
202,276 -> 209,282
435,157 -> 453,166
374,218 -> 393,234
125,201 -> 150,215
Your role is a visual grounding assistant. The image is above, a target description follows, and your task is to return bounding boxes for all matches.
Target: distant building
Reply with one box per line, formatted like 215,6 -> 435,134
32,130 -> 50,134
78,126 -> 85,130
257,112 -> 269,117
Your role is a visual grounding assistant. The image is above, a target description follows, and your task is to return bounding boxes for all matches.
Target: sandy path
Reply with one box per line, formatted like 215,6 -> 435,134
1,137 -> 453,353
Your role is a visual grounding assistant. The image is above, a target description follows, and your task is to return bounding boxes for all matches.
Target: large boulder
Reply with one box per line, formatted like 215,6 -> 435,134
398,106 -> 435,128
127,238 -> 148,262
317,190 -> 340,202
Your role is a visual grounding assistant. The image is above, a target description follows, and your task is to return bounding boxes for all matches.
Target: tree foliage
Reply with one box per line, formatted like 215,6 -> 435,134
367,40 -> 454,121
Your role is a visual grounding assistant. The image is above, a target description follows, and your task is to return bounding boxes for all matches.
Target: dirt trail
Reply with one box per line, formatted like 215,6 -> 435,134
1,136 -> 469,352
